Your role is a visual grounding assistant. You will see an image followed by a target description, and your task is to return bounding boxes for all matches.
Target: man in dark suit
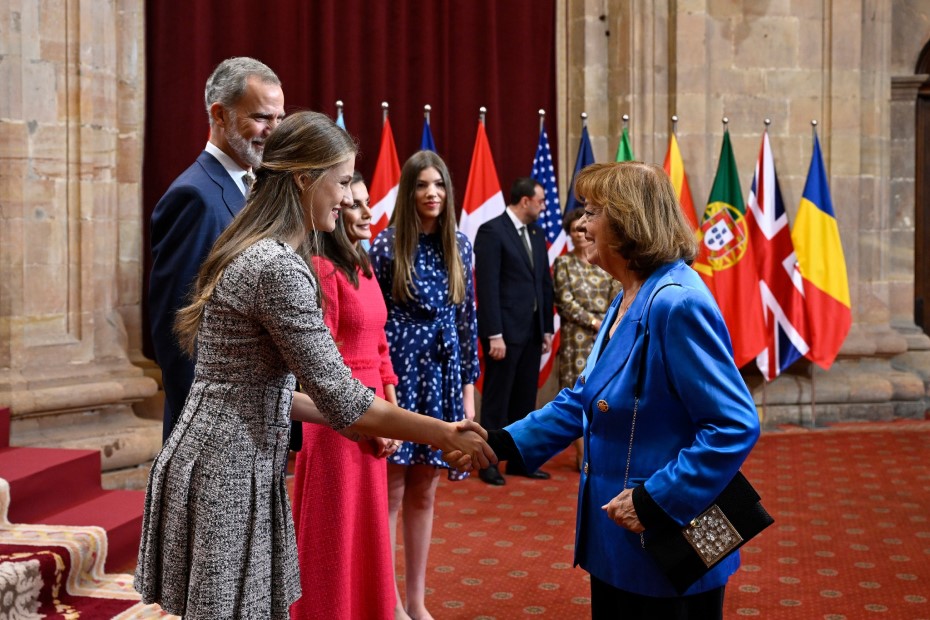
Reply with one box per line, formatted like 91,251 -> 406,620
474,177 -> 554,485
149,57 -> 285,441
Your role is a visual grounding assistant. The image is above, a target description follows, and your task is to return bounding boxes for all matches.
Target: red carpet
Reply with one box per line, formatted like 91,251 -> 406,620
0,407 -> 175,618
388,420 -> 930,618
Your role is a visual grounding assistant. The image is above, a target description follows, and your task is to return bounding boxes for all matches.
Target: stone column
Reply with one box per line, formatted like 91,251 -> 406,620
0,0 -> 159,487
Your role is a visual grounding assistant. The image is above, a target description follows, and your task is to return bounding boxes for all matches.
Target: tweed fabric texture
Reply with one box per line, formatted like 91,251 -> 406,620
135,238 -> 374,618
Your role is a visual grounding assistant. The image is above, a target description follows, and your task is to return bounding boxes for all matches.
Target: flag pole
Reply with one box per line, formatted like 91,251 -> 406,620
722,116 -> 729,132
539,109 -> 546,133
424,104 -> 431,125
381,101 -> 389,126
479,106 -> 487,126
671,114 -> 678,134
581,111 -> 588,129
809,118 -> 819,429
759,116 -> 773,421
622,113 -> 629,128
336,100 -> 343,118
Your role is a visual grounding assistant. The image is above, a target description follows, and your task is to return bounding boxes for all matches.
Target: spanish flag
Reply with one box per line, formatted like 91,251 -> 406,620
791,133 -> 851,368
663,132 -> 714,293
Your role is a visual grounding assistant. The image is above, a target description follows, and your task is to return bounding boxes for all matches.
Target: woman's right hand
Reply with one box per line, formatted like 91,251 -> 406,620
439,420 -> 496,470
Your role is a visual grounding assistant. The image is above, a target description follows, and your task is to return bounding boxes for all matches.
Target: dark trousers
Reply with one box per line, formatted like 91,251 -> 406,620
479,333 -> 541,432
590,575 -> 724,620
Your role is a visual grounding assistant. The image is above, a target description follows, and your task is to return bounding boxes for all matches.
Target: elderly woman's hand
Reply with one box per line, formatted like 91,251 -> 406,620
602,488 -> 644,533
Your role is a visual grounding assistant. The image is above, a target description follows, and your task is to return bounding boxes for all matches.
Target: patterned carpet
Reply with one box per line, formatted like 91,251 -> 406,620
0,479 -> 177,619
393,420 -> 930,619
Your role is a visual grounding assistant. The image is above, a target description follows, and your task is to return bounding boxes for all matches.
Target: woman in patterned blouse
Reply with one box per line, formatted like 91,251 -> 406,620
370,151 -> 480,620
553,207 -> 621,470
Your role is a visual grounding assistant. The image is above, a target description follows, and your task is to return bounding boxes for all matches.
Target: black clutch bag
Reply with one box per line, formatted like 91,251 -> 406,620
641,471 -> 774,594
626,284 -> 774,594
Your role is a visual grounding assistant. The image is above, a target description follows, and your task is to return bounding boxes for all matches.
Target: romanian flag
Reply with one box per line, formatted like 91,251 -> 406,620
702,130 -> 766,367
663,132 -> 714,292
615,126 -> 634,162
368,117 -> 401,239
458,119 -> 505,245
791,133 -> 851,368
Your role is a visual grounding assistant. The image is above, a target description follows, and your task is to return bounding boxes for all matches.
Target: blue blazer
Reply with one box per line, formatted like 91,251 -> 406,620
506,260 -> 760,597
149,151 -> 245,440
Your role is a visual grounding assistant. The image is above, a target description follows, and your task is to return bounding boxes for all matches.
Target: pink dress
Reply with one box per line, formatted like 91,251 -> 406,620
290,258 -> 398,620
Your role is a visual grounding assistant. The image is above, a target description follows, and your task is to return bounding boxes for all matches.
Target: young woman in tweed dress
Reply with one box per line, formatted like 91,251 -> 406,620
134,112 -> 495,619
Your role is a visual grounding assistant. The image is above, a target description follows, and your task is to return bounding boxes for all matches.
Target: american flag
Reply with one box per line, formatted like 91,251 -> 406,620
531,124 -> 565,387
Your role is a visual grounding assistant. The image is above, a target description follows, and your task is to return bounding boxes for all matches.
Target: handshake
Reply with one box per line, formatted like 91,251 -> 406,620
437,419 -> 498,471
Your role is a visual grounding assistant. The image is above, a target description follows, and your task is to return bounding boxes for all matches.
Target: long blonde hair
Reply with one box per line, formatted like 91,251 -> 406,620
389,150 -> 465,304
174,110 -> 358,354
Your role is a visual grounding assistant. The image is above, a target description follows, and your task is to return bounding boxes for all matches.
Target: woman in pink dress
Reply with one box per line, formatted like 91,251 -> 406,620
291,172 -> 401,619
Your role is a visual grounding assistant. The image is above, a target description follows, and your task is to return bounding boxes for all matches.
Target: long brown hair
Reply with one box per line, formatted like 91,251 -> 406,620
174,110 -> 358,354
389,150 -> 465,304
309,171 -> 372,288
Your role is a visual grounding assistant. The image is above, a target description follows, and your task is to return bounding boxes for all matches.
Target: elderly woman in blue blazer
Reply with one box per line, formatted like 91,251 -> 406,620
479,162 -> 760,618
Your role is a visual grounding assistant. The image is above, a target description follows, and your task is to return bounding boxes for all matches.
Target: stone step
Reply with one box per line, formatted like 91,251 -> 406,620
36,488 -> 145,572
0,445 -> 103,524
11,406 -> 162,477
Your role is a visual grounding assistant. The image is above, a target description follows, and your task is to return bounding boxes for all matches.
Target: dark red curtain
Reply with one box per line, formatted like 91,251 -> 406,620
143,0 -> 557,358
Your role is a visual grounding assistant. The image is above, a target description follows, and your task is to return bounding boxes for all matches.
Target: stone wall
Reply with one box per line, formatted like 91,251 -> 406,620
0,0 -> 160,487
556,0 -> 930,425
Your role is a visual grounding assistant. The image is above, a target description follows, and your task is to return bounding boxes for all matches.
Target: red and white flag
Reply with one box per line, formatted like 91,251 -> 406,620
747,129 -> 809,380
369,118 -> 401,239
459,120 -> 505,245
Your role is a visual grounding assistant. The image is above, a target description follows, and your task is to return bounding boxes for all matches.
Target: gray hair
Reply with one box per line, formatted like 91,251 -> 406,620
204,57 -> 281,125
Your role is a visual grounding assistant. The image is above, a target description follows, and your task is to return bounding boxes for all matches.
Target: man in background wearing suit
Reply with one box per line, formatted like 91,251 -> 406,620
474,177 -> 554,485
149,57 -> 285,441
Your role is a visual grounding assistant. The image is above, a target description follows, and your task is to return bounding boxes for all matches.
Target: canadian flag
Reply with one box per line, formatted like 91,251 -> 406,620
458,119 -> 505,245
369,117 -> 401,239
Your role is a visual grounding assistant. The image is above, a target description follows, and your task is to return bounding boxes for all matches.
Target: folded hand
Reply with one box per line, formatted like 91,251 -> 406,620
602,488 -> 644,533
374,437 -> 401,458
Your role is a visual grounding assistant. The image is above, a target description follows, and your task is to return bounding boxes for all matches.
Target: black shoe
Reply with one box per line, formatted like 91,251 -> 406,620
506,466 -> 551,480
479,465 -> 506,485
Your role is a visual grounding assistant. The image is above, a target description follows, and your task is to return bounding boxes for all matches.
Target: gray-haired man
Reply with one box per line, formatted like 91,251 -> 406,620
149,57 -> 285,441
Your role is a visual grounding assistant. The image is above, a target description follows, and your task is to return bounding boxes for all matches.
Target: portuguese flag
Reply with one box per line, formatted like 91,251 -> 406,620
701,130 -> 766,367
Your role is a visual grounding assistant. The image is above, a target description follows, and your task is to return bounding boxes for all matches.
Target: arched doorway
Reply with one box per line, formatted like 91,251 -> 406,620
914,42 -> 930,332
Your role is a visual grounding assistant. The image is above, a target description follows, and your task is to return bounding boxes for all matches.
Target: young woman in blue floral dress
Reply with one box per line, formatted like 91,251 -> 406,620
369,150 -> 479,620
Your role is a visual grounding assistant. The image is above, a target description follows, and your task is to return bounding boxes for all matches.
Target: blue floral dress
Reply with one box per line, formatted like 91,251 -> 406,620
369,228 -> 480,480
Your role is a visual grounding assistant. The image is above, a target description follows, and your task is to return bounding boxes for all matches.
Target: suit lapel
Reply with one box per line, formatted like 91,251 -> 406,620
198,151 -> 246,218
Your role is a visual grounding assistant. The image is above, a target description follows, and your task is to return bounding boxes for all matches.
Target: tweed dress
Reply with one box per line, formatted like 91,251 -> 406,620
135,238 -> 374,619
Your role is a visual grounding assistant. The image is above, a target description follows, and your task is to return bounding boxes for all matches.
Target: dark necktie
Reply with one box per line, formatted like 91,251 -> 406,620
519,225 -> 534,267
